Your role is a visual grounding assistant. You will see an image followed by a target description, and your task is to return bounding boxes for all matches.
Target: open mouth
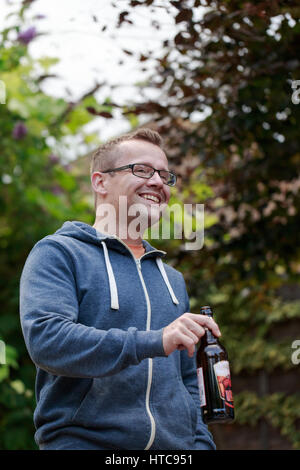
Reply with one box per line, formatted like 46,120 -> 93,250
138,193 -> 161,204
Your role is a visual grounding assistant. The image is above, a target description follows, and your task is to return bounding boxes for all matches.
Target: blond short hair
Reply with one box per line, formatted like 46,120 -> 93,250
90,128 -> 164,175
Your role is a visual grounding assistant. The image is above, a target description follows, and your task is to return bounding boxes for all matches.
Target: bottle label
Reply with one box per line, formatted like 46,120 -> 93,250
213,360 -> 234,408
197,367 -> 206,407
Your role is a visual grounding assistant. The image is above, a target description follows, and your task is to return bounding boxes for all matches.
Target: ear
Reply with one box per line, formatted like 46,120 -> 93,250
91,171 -> 108,197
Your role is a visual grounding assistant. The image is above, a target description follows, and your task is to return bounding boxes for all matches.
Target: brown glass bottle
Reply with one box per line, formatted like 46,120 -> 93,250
196,306 -> 234,424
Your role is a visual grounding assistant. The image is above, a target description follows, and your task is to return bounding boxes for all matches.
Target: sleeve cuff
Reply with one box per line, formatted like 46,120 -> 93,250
136,328 -> 167,361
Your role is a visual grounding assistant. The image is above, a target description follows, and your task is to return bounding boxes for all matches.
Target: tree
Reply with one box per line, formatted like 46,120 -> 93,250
0,2 -> 105,449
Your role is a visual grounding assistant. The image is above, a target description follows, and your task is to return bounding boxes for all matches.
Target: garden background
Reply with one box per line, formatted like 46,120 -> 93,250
0,0 -> 299,450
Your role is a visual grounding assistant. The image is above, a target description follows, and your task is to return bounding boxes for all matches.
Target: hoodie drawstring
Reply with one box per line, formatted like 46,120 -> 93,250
101,241 -> 179,310
155,257 -> 179,305
101,241 -> 119,310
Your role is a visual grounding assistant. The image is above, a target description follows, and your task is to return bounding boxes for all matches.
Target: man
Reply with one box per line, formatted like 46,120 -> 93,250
20,128 -> 220,450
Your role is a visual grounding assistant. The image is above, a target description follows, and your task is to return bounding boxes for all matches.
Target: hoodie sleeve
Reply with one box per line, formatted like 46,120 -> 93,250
180,281 -> 216,450
19,239 -> 166,379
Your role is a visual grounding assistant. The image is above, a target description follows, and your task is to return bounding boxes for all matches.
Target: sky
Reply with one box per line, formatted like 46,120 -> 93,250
1,0 -> 181,141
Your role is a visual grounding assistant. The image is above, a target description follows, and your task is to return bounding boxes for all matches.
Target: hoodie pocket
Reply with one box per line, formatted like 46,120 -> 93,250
179,381 -> 197,433
69,371 -> 151,449
71,378 -> 94,423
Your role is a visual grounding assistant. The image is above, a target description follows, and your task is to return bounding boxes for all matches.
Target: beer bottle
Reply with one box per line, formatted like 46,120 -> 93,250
196,306 -> 234,424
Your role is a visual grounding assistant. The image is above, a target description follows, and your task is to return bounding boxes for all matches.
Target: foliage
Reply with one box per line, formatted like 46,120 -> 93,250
117,0 -> 300,449
0,3 -> 102,449
235,392 -> 300,449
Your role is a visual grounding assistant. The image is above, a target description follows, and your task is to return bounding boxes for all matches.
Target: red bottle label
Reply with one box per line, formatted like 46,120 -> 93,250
213,360 -> 234,408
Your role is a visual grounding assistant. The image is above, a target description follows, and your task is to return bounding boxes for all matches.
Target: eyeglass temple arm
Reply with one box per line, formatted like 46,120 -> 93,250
101,164 -> 132,173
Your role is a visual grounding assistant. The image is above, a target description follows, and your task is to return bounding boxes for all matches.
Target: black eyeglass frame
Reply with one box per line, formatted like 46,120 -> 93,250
101,163 -> 177,187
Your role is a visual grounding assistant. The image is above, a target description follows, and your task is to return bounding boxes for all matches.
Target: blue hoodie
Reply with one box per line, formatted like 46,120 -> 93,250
19,221 -> 215,450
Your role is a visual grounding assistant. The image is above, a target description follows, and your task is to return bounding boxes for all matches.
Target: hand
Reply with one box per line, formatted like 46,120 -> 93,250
162,312 -> 221,358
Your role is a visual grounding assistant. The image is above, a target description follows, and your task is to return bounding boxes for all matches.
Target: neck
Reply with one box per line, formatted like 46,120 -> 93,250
93,217 -> 145,246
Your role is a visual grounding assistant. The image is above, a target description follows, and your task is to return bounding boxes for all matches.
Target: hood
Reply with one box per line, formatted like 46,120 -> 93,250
55,220 -> 100,245
54,220 -> 165,256
54,221 -> 178,310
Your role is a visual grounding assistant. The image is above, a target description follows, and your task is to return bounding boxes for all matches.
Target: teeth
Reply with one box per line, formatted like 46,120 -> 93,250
140,194 -> 160,203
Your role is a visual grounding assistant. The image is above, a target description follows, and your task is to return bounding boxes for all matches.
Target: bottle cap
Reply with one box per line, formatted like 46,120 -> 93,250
200,306 -> 213,316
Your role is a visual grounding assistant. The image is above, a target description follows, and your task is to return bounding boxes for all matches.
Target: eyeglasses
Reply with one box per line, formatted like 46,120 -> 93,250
101,163 -> 177,187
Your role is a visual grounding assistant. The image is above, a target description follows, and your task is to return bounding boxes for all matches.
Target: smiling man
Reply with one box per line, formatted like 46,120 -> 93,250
91,131 -> 171,250
19,128 -> 219,450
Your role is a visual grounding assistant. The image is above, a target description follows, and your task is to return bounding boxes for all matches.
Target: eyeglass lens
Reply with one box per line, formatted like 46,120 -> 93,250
132,164 -> 175,186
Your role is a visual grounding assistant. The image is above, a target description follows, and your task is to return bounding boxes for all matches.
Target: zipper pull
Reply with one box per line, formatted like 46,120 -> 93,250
136,258 -> 141,270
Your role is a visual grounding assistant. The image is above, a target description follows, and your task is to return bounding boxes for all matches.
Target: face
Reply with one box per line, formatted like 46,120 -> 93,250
93,139 -> 171,231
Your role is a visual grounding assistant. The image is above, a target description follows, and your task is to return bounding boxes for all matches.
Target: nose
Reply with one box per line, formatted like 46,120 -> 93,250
146,170 -> 164,187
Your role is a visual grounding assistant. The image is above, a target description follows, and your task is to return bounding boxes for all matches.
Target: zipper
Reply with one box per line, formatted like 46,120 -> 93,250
135,257 -> 156,449
105,236 -> 163,450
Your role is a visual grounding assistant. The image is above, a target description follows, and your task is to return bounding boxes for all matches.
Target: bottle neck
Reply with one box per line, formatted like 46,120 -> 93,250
200,311 -> 218,345
205,325 -> 218,344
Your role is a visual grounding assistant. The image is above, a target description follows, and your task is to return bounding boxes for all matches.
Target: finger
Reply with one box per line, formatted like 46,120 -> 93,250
184,338 -> 195,358
182,318 -> 206,340
176,332 -> 196,357
183,325 -> 200,344
188,313 -> 221,337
